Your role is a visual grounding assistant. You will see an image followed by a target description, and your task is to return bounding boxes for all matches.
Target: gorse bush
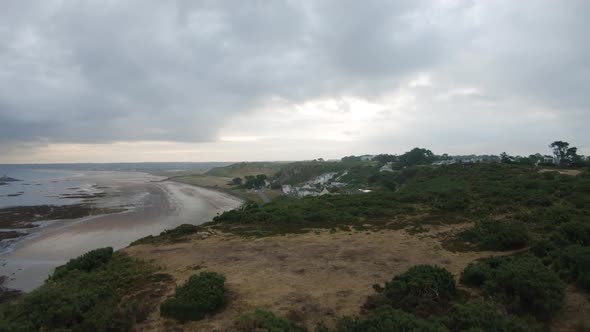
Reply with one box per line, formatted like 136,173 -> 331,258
558,245 -> 590,291
0,251 -> 162,331
444,302 -> 542,332
461,219 -> 529,250
461,255 -> 564,318
335,306 -> 448,332
160,272 -> 226,322
234,309 -> 305,332
343,266 -> 546,332
130,224 -> 202,245
51,247 -> 113,279
552,221 -> 590,246
528,219 -> 590,294
383,265 -> 455,317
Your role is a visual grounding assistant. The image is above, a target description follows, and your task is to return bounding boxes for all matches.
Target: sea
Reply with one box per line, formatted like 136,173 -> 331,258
0,162 -> 230,209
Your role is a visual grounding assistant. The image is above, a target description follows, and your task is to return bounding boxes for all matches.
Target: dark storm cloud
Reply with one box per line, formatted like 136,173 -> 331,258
0,0 -> 589,151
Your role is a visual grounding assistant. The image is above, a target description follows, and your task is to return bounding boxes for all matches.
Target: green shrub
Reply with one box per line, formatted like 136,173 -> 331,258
552,221 -> 590,246
234,309 -> 305,332
160,272 -> 225,322
432,190 -> 470,211
461,255 -> 564,319
460,259 -> 497,287
130,224 -> 202,245
530,239 -> 558,258
335,306 -> 448,332
461,219 -> 529,250
558,245 -> 590,292
0,252 -> 160,331
445,302 -> 542,332
383,265 -> 455,316
52,247 -> 113,279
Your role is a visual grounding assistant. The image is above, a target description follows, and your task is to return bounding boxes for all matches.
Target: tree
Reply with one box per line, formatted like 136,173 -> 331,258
567,147 -> 582,163
243,174 -> 267,189
500,152 -> 512,163
373,154 -> 397,164
398,148 -> 435,167
549,141 -> 570,164
549,141 -> 581,165
341,155 -> 361,162
232,177 -> 243,186
528,154 -> 543,163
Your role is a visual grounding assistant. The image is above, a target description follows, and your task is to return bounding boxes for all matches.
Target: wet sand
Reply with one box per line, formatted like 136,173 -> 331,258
0,171 -> 242,291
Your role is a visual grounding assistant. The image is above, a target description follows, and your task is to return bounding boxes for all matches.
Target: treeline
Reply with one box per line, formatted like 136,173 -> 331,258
342,140 -> 588,167
231,174 -> 269,189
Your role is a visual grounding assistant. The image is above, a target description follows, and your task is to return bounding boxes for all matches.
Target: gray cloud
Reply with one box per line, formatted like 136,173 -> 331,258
0,0 -> 589,157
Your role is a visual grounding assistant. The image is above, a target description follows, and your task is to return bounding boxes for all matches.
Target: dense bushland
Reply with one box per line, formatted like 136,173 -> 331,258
334,306 -> 448,332
51,247 -> 114,279
329,264 -> 542,332
443,302 -> 542,332
531,220 -> 590,293
130,223 -> 203,246
0,249 -> 169,331
382,265 -> 456,317
461,255 -> 564,318
234,309 -> 305,332
457,219 -> 529,251
160,272 -> 226,322
211,164 -> 590,237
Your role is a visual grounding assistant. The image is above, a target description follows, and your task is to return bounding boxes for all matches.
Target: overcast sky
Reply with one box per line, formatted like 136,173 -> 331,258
1,0 -> 588,163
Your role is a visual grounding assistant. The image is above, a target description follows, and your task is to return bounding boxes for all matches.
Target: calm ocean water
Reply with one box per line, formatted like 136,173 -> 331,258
0,168 -> 87,208
0,162 -> 230,209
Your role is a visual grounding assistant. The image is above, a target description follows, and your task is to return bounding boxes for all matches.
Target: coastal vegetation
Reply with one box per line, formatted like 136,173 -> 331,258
124,156 -> 589,330
321,264 -> 543,331
129,223 -> 205,245
206,162 -> 286,178
160,272 -> 226,322
2,142 -> 589,330
235,309 -> 306,332
0,249 -> 173,331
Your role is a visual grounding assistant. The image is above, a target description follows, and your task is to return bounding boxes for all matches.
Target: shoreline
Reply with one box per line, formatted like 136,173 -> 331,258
164,175 -> 249,202
0,171 -> 242,292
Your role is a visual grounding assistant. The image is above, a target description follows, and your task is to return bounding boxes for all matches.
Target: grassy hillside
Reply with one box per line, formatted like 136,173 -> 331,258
211,164 -> 590,237
206,162 -> 288,178
275,160 -> 370,185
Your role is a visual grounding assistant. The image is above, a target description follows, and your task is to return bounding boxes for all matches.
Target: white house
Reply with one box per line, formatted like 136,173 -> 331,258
359,155 -> 375,161
543,156 -> 555,164
379,163 -> 394,172
311,172 -> 337,185
432,159 -> 457,166
282,185 -> 294,195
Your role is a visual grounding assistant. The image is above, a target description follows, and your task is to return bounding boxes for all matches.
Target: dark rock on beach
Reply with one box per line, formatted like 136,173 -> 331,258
0,276 -> 23,304
0,204 -> 123,229
0,175 -> 21,182
0,231 -> 27,241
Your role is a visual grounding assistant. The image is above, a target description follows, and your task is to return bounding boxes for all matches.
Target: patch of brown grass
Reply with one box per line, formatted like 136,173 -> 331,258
125,225 -> 508,331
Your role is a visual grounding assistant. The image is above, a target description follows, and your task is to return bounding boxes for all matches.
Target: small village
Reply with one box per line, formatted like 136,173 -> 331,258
280,171 -> 353,198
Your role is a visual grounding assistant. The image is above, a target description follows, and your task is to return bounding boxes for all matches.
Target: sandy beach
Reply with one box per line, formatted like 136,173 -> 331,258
0,171 -> 242,291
